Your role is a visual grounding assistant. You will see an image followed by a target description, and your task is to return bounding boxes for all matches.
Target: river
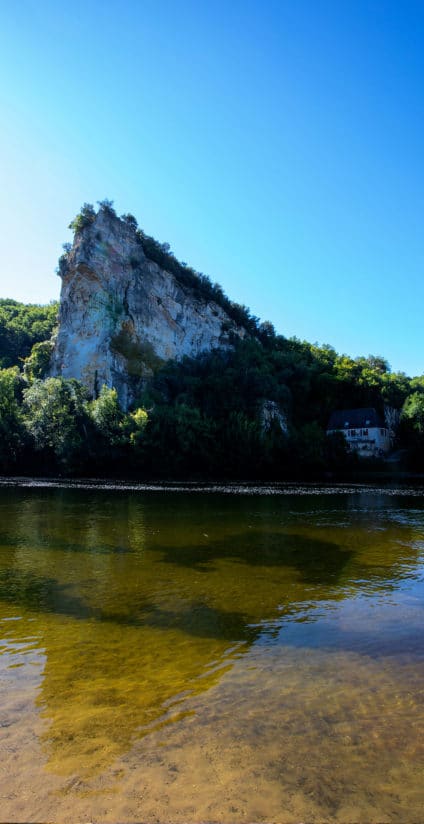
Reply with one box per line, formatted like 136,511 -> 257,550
0,481 -> 423,822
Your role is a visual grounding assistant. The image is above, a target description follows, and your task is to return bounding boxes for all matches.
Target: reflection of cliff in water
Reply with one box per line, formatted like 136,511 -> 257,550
0,487 -> 423,776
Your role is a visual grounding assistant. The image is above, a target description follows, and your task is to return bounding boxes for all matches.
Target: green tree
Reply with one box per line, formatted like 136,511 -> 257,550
400,392 -> 424,470
88,386 -> 125,446
402,392 -> 424,436
219,411 -> 262,476
293,422 -> 326,472
381,372 -> 411,409
128,407 -> 149,450
0,367 -> 26,468
24,339 -> 55,381
68,203 -> 96,234
410,375 -> 424,394
23,378 -> 89,471
0,299 -> 58,368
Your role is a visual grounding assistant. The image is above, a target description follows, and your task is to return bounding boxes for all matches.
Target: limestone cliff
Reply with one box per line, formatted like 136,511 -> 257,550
51,205 -> 246,408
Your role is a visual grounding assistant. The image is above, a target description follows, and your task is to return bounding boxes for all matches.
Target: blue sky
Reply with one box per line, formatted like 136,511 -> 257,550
0,0 -> 422,376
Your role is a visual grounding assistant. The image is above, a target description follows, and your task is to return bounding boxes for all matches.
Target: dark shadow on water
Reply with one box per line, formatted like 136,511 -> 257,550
138,600 -> 259,643
155,530 -> 355,585
0,525 -> 353,584
0,567 -> 260,643
0,568 -> 97,620
0,514 -> 421,636
2,563 -> 422,661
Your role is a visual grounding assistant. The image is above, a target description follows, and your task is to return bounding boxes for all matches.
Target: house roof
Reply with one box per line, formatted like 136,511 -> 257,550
327,407 -> 384,430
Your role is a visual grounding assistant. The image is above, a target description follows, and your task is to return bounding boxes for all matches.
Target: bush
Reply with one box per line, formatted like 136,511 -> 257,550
68,203 -> 96,234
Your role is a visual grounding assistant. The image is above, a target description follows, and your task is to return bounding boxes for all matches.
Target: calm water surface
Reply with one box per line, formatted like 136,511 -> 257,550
0,482 -> 423,822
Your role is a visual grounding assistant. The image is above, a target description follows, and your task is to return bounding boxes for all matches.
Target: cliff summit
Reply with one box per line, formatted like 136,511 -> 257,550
51,202 -> 247,408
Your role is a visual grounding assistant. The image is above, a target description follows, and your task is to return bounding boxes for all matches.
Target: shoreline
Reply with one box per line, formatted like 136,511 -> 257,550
1,475 -> 424,495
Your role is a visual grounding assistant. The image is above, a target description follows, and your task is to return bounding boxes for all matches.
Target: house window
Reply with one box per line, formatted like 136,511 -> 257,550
363,429 -> 368,436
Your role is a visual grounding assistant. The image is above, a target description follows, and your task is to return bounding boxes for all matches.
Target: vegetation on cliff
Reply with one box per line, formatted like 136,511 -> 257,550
66,201 -> 263,337
0,296 -> 423,476
0,203 -> 423,477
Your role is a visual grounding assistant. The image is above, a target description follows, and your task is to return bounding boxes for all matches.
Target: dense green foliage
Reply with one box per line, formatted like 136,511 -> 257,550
399,391 -> 424,469
0,299 -> 58,369
1,201 -> 423,478
0,376 -> 149,474
137,337 -> 422,476
0,306 -> 423,476
0,367 -> 26,468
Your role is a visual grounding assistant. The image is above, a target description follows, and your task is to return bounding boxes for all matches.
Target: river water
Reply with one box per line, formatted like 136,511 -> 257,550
0,481 -> 423,822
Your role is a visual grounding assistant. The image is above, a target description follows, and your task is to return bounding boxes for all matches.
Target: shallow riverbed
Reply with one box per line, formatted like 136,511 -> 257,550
0,481 -> 423,822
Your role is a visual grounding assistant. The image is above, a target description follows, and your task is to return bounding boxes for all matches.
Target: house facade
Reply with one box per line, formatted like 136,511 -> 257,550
327,407 -> 391,458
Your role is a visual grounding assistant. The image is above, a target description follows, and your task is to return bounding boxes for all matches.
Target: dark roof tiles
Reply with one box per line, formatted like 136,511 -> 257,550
327,407 -> 384,430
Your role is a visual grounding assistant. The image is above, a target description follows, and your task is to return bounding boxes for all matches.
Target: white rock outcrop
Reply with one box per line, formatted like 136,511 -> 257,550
260,400 -> 288,434
51,207 -> 245,408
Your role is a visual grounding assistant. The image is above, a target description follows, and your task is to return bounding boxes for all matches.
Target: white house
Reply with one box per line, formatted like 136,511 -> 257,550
327,407 -> 391,458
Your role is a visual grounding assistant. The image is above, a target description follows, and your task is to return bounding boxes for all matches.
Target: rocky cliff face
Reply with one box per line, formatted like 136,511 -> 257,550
51,206 -> 246,408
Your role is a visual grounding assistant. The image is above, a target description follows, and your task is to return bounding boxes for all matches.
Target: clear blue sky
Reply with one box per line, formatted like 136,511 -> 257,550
0,0 -> 422,376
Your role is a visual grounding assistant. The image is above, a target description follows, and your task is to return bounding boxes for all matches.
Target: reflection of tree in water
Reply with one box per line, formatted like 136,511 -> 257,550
0,487 -> 422,777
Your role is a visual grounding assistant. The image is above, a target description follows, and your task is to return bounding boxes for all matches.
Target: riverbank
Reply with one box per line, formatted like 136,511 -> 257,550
1,475 -> 424,495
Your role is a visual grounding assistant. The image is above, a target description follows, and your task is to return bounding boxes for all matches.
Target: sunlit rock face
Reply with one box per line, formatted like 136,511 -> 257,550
50,207 -> 245,409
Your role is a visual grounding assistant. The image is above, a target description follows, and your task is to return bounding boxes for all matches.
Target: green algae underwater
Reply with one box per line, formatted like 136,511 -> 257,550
0,482 -> 423,822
